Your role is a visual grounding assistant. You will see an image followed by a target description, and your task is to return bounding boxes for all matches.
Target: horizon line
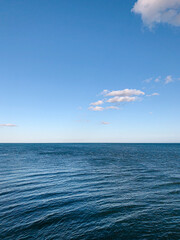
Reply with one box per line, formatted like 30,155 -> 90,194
0,142 -> 179,144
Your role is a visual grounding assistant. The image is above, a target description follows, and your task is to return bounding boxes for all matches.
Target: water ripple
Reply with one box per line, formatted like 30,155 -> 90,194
0,143 -> 180,240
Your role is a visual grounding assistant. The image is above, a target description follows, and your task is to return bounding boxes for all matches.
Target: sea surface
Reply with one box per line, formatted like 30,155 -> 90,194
0,144 -> 180,240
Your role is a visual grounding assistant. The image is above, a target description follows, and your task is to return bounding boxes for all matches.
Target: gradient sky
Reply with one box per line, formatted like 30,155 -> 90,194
0,0 -> 180,143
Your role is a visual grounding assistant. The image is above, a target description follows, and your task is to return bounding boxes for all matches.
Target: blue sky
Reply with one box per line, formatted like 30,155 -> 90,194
0,0 -> 180,143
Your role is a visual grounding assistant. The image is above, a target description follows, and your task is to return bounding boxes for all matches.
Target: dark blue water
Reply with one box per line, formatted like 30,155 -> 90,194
0,144 -> 180,240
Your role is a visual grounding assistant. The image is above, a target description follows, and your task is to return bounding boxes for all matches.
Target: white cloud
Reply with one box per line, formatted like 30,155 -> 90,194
106,106 -> 119,110
0,124 -> 17,127
101,121 -> 110,125
107,96 -> 137,103
89,88 -> 145,111
132,0 -> 180,27
165,75 -> 173,84
88,106 -> 104,111
106,89 -> 145,97
90,100 -> 103,106
152,92 -> 160,96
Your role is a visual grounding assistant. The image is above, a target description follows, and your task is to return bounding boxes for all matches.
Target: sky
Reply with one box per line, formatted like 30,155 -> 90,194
0,0 -> 180,143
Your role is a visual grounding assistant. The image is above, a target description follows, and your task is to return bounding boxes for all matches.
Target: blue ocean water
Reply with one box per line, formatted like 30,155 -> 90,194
0,143 -> 180,240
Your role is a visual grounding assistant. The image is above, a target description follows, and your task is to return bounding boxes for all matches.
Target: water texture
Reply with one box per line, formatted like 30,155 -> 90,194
0,143 -> 180,240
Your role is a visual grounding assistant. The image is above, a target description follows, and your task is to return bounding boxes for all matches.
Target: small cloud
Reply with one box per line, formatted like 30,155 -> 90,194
0,124 -> 17,127
90,100 -> 103,106
101,121 -> 110,125
106,89 -> 145,97
144,78 -> 152,83
155,77 -> 161,83
165,75 -> 173,84
89,88 -> 145,111
101,89 -> 109,95
107,96 -> 137,103
88,106 -> 104,111
151,93 -> 159,96
106,106 -> 119,110
149,112 -> 153,115
132,0 -> 180,28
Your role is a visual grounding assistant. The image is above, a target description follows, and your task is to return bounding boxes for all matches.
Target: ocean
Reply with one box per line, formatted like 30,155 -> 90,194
0,143 -> 180,240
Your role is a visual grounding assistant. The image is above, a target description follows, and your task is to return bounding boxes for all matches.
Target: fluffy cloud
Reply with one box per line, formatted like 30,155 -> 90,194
132,0 -> 180,27
89,88 -> 145,111
105,89 -> 145,97
0,124 -> 17,127
90,100 -> 103,106
107,96 -> 137,103
165,75 -> 173,84
88,106 -> 104,111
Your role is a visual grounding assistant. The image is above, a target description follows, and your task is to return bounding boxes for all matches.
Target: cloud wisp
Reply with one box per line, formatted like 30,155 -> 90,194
132,0 -> 180,27
155,77 -> 161,83
90,100 -> 103,106
144,75 -> 177,85
144,78 -> 153,83
144,76 -> 160,84
101,121 -> 110,125
106,106 -> 119,110
146,92 -> 160,97
0,124 -> 17,127
165,75 -> 174,84
88,106 -> 104,111
151,92 -> 160,96
146,93 -> 160,97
